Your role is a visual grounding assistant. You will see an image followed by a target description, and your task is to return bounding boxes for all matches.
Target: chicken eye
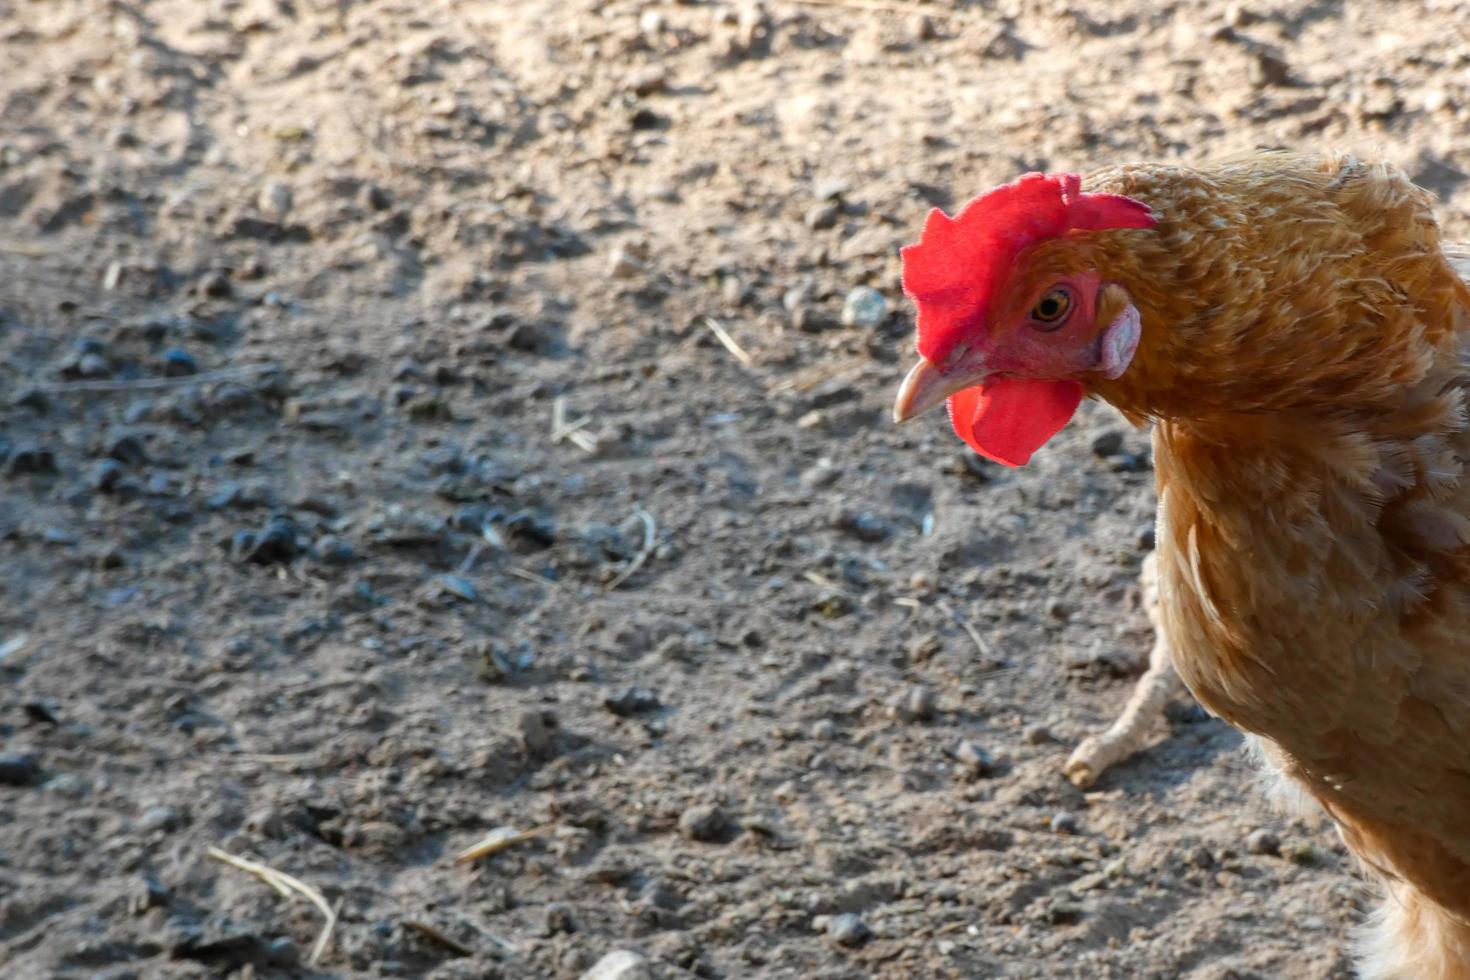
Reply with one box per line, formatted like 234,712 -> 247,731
1029,287 -> 1072,330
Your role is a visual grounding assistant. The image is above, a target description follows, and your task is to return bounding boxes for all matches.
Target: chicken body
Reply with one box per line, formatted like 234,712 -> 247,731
1082,155 -> 1470,977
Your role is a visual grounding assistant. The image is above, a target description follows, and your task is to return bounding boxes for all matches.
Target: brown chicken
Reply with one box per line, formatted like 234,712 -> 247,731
893,153 -> 1470,978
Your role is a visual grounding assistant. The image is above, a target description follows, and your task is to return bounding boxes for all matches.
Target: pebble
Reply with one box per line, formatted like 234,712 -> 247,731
809,718 -> 838,740
603,686 -> 661,717
891,685 -> 936,722
131,876 -> 171,915
825,912 -> 872,947
237,516 -> 300,564
678,802 -> 731,842
517,709 -> 560,757
607,246 -> 644,279
1249,50 -> 1291,87
6,445 -> 57,475
257,179 -> 293,220
1050,811 -> 1081,835
360,183 -> 392,211
107,433 -> 148,465
627,65 -> 668,96
264,936 -> 300,966
314,535 -> 355,565
579,950 -> 652,980
840,286 -> 887,328
804,202 -> 839,231
12,387 -> 49,413
197,271 -> 232,298
1136,524 -> 1157,551
93,459 -> 125,492
161,348 -> 198,376
1090,429 -> 1124,456
438,574 -> 479,602
954,740 -> 996,776
833,509 -> 889,542
542,902 -> 576,935
76,352 -> 112,378
137,805 -> 182,834
1245,828 -> 1281,856
0,752 -> 41,785
1023,724 -> 1055,745
790,304 -> 828,333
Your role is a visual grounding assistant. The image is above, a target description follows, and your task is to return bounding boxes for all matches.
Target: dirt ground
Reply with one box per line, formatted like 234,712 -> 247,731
3,1 -> 1470,977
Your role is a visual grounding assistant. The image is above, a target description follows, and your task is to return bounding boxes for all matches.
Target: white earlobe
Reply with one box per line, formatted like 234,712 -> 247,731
1099,304 -> 1141,379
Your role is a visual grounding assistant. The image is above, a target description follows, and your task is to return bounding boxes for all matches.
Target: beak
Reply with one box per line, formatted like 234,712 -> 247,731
893,357 -> 987,423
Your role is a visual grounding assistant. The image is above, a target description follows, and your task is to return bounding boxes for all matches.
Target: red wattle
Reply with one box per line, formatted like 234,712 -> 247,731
946,379 -> 1084,467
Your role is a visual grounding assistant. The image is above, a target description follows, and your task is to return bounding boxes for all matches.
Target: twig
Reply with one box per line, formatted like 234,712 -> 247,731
0,242 -> 53,256
508,566 -> 563,590
36,363 -> 279,395
454,825 -> 555,865
550,396 -> 600,453
936,599 -> 996,660
702,317 -> 754,368
605,506 -> 656,591
206,846 -> 337,964
404,920 -> 475,957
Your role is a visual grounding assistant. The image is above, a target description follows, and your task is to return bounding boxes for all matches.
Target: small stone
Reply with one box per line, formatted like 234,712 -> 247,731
1090,429 -> 1125,456
911,12 -> 937,40
814,178 -> 851,202
240,516 -> 299,564
137,805 -> 182,834
12,387 -> 50,413
1023,724 -> 1055,745
607,246 -> 644,279
833,509 -> 889,542
257,180 -> 293,220
197,271 -> 232,298
131,875 -> 171,915
678,803 -> 731,843
825,912 -> 871,947
264,936 -> 299,966
1184,844 -> 1215,869
790,304 -> 828,333
954,741 -> 996,776
720,274 -> 748,306
314,535 -> 355,565
543,902 -> 576,935
1046,598 -> 1069,620
627,65 -> 668,96
1248,50 -> 1291,87
6,445 -> 57,476
603,686 -> 661,717
1246,828 -> 1280,856
93,459 -> 126,492
892,685 -> 936,722
438,574 -> 479,602
1136,524 -> 1157,551
579,950 -> 652,980
76,352 -> 112,378
107,434 -> 148,465
517,709 -> 560,757
161,348 -> 198,376
840,286 -> 887,328
360,183 -> 392,211
1050,811 -> 1081,835
809,718 -> 838,740
1424,88 -> 1453,113
0,752 -> 41,786
804,202 -> 839,231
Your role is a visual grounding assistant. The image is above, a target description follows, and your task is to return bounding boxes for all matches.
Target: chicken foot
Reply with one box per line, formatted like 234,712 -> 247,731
1063,551 -> 1186,788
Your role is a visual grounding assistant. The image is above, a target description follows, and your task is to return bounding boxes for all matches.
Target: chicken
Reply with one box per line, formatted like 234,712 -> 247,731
892,154 -> 1470,979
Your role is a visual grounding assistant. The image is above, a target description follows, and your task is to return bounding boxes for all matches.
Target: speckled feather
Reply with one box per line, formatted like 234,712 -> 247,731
1064,154 -> 1470,954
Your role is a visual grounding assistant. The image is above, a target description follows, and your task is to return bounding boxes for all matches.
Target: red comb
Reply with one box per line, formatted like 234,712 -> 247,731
900,173 -> 1155,362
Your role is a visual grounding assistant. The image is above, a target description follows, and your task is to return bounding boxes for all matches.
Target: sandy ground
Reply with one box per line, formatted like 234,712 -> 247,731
3,0 -> 1470,977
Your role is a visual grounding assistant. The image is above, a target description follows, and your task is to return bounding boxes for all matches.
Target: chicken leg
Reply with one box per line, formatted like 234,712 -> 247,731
1063,551 -> 1186,788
